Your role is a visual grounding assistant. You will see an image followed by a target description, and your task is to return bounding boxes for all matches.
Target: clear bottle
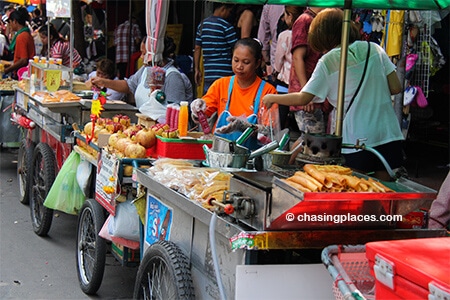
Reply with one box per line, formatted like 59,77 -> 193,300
178,101 -> 189,137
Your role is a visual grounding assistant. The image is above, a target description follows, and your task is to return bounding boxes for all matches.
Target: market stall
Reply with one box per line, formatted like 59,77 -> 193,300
12,59 -> 138,236
6,0 -> 444,298
0,78 -> 22,147
130,0 -> 449,299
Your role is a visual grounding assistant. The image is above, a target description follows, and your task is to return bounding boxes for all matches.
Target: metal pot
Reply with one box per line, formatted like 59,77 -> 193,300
205,140 -> 279,169
212,136 -> 249,155
270,140 -> 304,167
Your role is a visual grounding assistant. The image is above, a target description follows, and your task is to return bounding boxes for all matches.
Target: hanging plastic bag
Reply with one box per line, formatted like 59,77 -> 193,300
139,89 -> 167,123
76,158 -> 92,197
108,200 -> 140,242
44,151 -> 85,215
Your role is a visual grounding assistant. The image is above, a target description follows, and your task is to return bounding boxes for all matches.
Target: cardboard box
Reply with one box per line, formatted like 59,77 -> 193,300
111,242 -> 140,266
136,113 -> 156,128
366,237 -> 450,299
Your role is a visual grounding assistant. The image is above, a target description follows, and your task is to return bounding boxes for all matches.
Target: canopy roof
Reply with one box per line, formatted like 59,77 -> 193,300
213,0 -> 450,10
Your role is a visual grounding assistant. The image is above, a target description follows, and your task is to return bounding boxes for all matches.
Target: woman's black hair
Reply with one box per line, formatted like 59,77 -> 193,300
233,37 -> 263,61
38,23 -> 64,42
8,7 -> 30,26
233,37 -> 263,77
163,36 -> 177,59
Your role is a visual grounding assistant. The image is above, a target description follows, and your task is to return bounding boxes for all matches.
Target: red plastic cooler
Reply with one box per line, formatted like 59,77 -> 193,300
366,237 -> 450,299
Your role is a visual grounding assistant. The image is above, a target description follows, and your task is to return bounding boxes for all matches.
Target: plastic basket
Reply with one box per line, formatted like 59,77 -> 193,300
322,245 -> 376,300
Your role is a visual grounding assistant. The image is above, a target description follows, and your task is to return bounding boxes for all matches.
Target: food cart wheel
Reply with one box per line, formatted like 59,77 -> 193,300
17,140 -> 35,205
133,240 -> 195,300
29,143 -> 56,236
76,198 -> 106,295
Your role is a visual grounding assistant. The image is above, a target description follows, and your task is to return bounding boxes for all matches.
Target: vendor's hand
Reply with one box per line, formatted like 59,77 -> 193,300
190,98 -> 206,120
89,76 -> 104,89
263,94 -> 276,109
302,102 -> 315,113
85,79 -> 93,90
215,116 -> 253,134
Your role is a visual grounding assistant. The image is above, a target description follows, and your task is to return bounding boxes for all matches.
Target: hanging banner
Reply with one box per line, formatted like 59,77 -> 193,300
45,69 -> 61,92
46,0 -> 71,18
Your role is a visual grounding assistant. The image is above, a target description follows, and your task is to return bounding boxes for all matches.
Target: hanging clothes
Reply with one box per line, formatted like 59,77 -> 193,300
385,10 -> 405,57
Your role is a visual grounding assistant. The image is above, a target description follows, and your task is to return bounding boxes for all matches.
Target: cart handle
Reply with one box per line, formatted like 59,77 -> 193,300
207,197 -> 234,215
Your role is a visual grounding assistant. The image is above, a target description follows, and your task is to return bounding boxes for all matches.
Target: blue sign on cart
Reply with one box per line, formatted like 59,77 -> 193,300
145,195 -> 173,245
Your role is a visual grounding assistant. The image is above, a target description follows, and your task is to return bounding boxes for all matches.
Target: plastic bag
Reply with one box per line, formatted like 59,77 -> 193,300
76,158 -> 92,197
108,200 -> 140,242
258,105 -> 281,144
44,151 -> 85,215
139,89 -> 167,123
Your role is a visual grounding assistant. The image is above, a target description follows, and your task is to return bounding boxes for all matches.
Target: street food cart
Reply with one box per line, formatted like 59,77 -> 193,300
131,159 -> 445,299
70,123 -> 446,298
133,0 -> 449,299
0,79 -> 22,147
12,60 -> 138,236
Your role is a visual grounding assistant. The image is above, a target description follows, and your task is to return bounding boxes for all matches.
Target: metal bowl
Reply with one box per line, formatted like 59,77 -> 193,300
212,136 -> 249,154
270,150 -> 292,167
74,90 -> 94,99
206,149 -> 249,168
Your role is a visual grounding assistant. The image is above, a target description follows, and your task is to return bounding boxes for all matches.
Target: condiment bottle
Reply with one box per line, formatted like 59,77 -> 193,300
170,104 -> 178,129
178,101 -> 188,137
165,104 -> 173,126
197,111 -> 211,134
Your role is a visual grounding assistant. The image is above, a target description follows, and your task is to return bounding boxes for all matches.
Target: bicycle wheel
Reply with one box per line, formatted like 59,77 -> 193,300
133,240 -> 195,300
76,198 -> 106,295
17,140 -> 34,204
29,142 -> 55,236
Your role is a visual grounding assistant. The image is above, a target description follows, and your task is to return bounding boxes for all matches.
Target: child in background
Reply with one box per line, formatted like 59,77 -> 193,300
87,58 -> 126,100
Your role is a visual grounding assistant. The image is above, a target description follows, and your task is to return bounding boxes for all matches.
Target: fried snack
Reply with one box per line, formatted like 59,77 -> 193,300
288,174 -> 320,192
324,172 -> 346,186
284,164 -> 395,194
283,178 -> 311,193
314,164 -> 352,175
294,171 -> 323,191
199,184 -> 229,199
53,90 -> 81,102
303,164 -> 333,188
32,91 -> 59,103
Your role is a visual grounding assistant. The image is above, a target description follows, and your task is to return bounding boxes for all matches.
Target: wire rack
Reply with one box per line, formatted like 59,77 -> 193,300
410,10 -> 432,98
322,245 -> 376,300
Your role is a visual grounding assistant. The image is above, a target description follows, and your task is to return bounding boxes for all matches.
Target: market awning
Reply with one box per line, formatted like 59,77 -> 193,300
214,0 -> 450,10
3,0 -> 31,5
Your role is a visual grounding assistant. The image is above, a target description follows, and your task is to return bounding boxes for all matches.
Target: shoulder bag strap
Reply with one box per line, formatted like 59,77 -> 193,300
346,41 -> 371,115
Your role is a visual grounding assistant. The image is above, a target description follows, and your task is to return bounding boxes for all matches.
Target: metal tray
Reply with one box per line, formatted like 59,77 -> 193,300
268,175 -> 437,230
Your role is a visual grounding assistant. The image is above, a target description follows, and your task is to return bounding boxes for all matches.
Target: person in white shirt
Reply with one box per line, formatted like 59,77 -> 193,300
87,58 -> 126,100
263,9 -> 404,181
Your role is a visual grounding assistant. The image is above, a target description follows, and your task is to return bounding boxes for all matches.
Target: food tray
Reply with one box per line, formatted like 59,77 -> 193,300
322,245 -> 375,300
27,92 -> 81,108
268,175 -> 437,230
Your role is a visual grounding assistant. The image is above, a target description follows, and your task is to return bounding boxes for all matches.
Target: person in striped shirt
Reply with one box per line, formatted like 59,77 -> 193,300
194,2 -> 237,95
38,24 -> 82,68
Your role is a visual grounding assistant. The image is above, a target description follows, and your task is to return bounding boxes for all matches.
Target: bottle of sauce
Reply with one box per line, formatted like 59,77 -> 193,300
178,101 -> 189,137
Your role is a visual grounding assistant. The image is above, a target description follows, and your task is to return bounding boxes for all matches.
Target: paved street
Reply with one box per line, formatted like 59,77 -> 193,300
0,148 -> 137,299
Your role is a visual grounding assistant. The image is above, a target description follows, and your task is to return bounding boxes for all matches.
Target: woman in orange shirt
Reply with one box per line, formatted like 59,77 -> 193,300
191,38 -> 277,150
4,7 -> 35,78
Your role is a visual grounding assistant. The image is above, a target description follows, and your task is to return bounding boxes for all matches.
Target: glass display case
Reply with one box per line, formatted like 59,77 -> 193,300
28,60 -> 73,93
